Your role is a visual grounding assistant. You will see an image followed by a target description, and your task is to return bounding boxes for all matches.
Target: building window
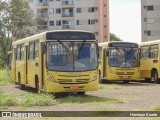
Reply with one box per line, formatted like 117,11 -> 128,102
144,18 -> 154,24
147,30 -> 155,36
77,20 -> 80,25
147,5 -> 154,11
88,7 -> 95,12
49,21 -> 54,26
76,8 -> 81,13
56,8 -> 61,14
88,19 -> 97,25
56,21 -> 61,26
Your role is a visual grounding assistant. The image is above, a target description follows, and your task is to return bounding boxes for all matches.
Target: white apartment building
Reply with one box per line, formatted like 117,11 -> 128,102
29,0 -> 109,42
141,0 -> 160,42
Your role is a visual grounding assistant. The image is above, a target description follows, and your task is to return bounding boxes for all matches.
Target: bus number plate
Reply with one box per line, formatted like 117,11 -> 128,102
123,76 -> 128,79
70,86 -> 79,90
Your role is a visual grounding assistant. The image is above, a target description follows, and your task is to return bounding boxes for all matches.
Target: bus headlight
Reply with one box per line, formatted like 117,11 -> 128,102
93,75 -> 98,80
48,74 -> 55,82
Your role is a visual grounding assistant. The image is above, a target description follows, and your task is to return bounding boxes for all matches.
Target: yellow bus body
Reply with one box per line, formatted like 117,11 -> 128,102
11,30 -> 99,93
98,42 -> 142,83
139,40 -> 160,83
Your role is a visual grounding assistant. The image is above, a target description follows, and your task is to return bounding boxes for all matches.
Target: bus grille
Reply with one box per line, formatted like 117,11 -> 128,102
57,75 -> 90,84
116,72 -> 134,75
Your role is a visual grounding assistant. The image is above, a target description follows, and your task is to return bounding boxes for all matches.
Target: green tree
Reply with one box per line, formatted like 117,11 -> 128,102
110,33 -> 122,41
0,0 -> 37,68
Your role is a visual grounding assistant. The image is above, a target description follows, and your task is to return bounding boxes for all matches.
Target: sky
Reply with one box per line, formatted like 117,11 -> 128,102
110,0 -> 141,43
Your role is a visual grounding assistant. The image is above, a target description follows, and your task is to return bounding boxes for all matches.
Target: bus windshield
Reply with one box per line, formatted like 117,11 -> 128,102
108,47 -> 139,68
46,41 -> 98,71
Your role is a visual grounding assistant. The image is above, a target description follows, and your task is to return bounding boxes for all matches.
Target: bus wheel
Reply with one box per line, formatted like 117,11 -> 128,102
77,92 -> 85,95
35,79 -> 40,93
18,73 -> 25,90
101,79 -> 107,84
123,80 -> 129,84
153,71 -> 160,84
145,78 -> 151,83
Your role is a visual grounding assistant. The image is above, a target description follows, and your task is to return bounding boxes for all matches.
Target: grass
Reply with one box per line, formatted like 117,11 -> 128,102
57,95 -> 125,104
0,92 -> 18,106
22,93 -> 57,106
0,69 -> 13,86
153,106 -> 160,111
99,84 -> 122,90
0,92 -> 57,109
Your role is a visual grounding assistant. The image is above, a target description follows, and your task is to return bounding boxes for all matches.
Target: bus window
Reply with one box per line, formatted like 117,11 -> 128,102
46,41 -> 98,71
140,46 -> 149,59
29,42 -> 34,59
34,40 -> 39,60
150,45 -> 158,59
109,48 -> 139,68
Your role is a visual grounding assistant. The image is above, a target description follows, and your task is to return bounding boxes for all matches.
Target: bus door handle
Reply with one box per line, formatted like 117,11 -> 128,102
153,60 -> 158,63
35,62 -> 39,67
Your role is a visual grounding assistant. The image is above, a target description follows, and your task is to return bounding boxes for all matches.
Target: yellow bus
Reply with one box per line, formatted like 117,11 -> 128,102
98,42 -> 140,83
10,30 -> 99,95
139,40 -> 160,84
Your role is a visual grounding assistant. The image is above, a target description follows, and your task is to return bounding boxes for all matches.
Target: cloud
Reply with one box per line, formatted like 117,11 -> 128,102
110,2 -> 141,43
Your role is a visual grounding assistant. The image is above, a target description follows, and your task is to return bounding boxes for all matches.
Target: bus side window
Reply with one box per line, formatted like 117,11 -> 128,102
150,45 -> 158,59
34,40 -> 39,60
140,46 -> 149,59
28,42 -> 34,59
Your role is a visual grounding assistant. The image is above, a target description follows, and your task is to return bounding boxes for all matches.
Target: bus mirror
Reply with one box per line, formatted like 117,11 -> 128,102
42,45 -> 46,54
106,50 -> 109,56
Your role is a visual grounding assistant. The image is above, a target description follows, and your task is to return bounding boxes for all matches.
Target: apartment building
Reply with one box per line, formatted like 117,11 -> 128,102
29,0 -> 109,42
141,0 -> 160,42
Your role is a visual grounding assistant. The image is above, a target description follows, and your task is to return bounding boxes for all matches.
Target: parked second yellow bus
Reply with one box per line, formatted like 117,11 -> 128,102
139,40 -> 160,84
98,42 -> 141,83
9,30 -> 99,95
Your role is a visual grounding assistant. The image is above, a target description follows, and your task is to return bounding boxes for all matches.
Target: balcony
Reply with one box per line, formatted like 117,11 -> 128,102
37,0 -> 48,9
62,24 -> 74,29
61,0 -> 74,8
37,12 -> 48,21
62,12 -> 73,17
37,13 -> 48,18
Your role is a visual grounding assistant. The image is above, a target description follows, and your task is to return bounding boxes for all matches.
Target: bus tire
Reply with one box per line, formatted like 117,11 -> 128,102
123,80 -> 129,84
101,79 -> 107,84
145,78 -> 151,83
153,71 -> 160,84
35,77 -> 40,93
18,73 -> 25,90
77,92 -> 85,95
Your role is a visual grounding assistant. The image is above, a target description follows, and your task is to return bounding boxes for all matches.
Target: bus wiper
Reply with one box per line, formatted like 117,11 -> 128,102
115,47 -> 123,56
78,40 -> 86,52
57,40 -> 69,52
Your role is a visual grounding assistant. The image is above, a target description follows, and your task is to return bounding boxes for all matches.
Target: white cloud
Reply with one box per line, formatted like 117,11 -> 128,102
110,2 -> 141,43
